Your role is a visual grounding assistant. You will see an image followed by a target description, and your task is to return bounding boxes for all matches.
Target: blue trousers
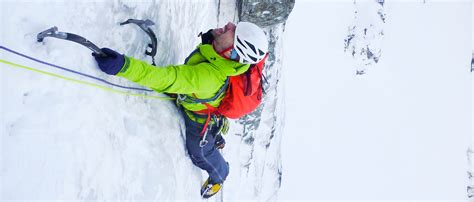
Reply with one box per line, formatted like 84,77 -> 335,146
183,113 -> 229,184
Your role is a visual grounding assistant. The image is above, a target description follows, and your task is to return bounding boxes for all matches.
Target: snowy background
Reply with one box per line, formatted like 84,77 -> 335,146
280,0 -> 471,200
1,0 -> 472,201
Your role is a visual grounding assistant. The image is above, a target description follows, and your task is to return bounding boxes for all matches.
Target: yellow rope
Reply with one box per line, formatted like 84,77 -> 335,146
0,59 -> 175,100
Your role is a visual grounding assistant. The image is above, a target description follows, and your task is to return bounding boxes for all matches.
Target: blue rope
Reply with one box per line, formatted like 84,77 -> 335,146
0,45 -> 154,92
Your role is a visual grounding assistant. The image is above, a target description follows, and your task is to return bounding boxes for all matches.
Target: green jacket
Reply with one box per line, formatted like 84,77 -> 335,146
117,44 -> 250,122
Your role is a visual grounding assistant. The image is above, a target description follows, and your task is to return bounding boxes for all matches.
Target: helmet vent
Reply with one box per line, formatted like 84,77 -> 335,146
247,54 -> 257,62
237,37 -> 247,49
245,40 -> 257,54
236,46 -> 245,57
258,49 -> 265,56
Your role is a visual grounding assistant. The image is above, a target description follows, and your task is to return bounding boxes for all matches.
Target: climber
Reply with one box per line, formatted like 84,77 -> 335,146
92,21 -> 268,198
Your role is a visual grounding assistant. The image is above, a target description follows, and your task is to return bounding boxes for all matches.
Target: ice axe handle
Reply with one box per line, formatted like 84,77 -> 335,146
92,50 -> 107,58
37,26 -> 107,57
64,33 -> 107,57
145,28 -> 157,57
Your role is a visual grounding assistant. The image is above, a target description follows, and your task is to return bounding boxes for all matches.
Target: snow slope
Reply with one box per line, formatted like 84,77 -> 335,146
280,0 -> 470,200
1,0 -> 284,200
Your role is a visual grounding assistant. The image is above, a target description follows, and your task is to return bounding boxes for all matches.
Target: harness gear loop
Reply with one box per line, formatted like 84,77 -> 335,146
199,106 -> 217,147
199,127 -> 209,147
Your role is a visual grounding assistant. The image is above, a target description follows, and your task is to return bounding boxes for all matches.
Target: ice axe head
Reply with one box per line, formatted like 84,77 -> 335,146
119,19 -> 155,27
37,26 -> 59,42
119,18 -> 158,65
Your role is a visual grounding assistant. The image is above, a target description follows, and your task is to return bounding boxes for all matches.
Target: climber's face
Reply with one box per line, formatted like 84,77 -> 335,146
212,22 -> 236,53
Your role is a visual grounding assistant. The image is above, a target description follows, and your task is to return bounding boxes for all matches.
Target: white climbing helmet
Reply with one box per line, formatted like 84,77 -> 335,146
233,22 -> 268,64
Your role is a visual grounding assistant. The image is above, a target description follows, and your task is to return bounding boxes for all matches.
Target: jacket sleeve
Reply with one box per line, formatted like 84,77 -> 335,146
116,56 -> 226,94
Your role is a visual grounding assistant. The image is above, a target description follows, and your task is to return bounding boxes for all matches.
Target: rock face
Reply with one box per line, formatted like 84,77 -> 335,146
230,0 -> 294,200
468,147 -> 474,198
235,23 -> 286,200
471,53 -> 473,72
238,0 -> 295,27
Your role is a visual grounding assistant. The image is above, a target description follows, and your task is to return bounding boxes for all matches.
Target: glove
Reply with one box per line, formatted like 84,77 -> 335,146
92,48 -> 125,75
214,134 -> 225,149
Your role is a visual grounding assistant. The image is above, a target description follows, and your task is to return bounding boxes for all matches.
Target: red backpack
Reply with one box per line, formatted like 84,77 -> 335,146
216,55 -> 267,119
189,55 -> 267,120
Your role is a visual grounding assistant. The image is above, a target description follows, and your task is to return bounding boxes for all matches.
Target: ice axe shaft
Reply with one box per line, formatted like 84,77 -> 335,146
37,26 -> 107,57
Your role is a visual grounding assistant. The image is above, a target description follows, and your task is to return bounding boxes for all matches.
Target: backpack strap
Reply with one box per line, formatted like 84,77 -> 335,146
244,65 -> 254,96
177,78 -> 229,104
177,78 -> 229,137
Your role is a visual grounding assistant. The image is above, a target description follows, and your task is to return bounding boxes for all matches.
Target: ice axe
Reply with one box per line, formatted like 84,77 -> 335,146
37,26 -> 107,57
120,19 -> 158,65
